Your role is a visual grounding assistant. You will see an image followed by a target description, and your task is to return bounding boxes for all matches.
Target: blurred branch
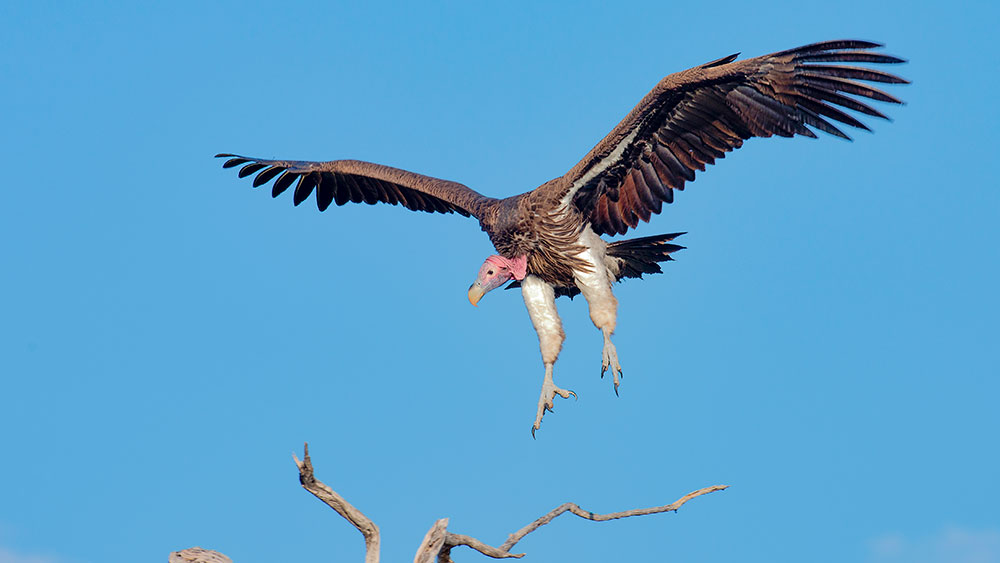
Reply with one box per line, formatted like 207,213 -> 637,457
168,547 -> 233,563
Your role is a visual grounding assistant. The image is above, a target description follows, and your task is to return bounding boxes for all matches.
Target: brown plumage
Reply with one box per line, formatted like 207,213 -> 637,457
216,40 -> 907,432
218,39 -> 905,289
555,39 -> 907,236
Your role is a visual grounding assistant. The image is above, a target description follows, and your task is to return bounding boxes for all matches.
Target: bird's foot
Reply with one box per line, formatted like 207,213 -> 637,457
532,365 -> 576,437
600,335 -> 623,395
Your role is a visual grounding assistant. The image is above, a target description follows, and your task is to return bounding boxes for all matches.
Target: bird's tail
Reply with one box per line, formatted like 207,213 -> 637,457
607,232 -> 685,281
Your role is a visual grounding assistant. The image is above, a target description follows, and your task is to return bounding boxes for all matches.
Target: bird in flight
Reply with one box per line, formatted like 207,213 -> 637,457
217,40 -> 907,435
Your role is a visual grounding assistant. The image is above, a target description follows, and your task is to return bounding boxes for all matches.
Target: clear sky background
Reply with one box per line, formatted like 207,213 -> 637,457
2,2 -> 998,563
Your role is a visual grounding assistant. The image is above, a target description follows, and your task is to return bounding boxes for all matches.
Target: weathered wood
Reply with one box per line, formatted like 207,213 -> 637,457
293,443 -> 380,563
413,518 -> 449,563
499,484 -> 730,552
172,445 -> 728,562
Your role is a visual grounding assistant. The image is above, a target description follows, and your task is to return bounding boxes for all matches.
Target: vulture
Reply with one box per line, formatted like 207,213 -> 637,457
217,40 -> 907,434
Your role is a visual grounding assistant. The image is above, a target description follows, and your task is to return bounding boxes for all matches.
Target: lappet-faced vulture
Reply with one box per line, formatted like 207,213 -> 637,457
217,40 -> 907,434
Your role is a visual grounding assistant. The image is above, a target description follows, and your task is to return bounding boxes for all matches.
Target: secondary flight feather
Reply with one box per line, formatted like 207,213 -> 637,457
217,40 -> 907,434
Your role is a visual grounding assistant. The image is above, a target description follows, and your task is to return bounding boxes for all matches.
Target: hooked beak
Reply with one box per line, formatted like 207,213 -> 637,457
468,283 -> 486,307
469,258 -> 515,307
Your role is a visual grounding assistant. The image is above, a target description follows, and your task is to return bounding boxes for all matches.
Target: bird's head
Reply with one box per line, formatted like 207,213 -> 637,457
468,255 -> 527,306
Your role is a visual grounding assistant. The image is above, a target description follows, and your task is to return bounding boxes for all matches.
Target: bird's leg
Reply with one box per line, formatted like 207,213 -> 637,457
535,362 -> 575,435
600,327 -> 623,394
521,275 -> 572,435
572,232 -> 623,394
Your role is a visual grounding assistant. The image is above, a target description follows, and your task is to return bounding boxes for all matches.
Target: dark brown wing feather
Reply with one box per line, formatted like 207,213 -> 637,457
216,155 -> 495,219
555,40 -> 908,236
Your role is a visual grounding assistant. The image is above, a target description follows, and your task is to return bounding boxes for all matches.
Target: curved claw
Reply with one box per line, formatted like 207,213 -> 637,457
614,383 -> 620,397
531,426 -> 537,439
601,338 -> 623,394
568,389 -> 578,401
535,370 -> 575,435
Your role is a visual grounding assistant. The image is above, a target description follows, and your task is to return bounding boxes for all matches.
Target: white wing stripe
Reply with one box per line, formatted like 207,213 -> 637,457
567,129 -> 639,195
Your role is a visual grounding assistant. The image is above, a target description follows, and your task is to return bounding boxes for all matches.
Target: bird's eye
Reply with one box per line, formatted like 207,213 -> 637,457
487,270 -> 494,276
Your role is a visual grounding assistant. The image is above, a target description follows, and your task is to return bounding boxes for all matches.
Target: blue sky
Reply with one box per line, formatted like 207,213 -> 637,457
2,2 -> 998,562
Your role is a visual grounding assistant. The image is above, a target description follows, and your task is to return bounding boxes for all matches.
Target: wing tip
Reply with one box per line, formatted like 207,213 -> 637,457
701,52 -> 740,69
779,39 -> 888,57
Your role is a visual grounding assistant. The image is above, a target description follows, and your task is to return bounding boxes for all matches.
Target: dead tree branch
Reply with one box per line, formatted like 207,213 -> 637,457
414,519 -> 450,563
292,443 -> 381,563
442,532 -> 524,561
289,442 -> 727,563
498,484 -> 730,553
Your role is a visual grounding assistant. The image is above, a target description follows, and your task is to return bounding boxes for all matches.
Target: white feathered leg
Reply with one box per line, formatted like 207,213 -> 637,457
573,230 -> 623,393
521,275 -> 575,435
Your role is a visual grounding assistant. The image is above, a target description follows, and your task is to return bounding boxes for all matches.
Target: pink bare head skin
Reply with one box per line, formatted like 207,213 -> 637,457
467,255 -> 527,306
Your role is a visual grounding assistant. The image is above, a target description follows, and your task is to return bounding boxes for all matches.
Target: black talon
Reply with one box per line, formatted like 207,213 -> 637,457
531,426 -> 538,439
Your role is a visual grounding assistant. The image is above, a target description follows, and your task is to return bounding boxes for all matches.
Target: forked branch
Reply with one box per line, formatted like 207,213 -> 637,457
292,442 -> 727,562
293,443 -> 381,563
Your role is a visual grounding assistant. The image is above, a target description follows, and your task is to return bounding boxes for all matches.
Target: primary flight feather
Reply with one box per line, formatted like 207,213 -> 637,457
217,39 -> 907,434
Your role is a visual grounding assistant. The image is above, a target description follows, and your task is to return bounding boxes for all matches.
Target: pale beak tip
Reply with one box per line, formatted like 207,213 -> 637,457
468,285 -> 484,307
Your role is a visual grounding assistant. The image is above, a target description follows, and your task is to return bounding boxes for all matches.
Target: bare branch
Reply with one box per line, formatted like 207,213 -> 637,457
413,518 -> 450,563
432,485 -> 726,561
414,521 -> 524,563
293,442 -> 380,563
289,444 -> 725,563
499,484 -> 729,552
443,533 -> 524,560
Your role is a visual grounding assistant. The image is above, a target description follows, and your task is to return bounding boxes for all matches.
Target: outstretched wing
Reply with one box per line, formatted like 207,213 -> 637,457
215,155 -> 495,219
553,40 -> 908,236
